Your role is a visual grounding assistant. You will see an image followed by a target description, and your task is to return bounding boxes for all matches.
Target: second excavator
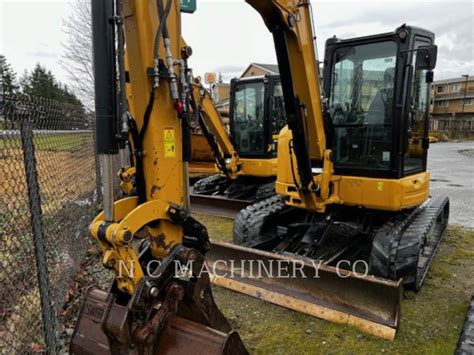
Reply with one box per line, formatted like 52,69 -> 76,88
192,74 -> 286,202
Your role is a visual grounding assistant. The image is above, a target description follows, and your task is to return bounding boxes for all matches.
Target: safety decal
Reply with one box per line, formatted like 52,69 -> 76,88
164,127 -> 176,158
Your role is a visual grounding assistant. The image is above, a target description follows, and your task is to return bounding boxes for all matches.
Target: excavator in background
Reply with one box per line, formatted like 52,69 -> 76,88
192,74 -> 286,202
71,0 -> 449,353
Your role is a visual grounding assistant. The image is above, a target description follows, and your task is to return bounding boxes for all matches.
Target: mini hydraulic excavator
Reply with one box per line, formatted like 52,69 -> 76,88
192,74 -> 286,202
226,0 -> 449,336
233,19 -> 450,291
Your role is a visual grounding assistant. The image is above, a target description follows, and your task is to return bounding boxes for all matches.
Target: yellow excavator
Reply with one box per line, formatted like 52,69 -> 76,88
191,74 -> 286,202
233,11 -> 449,290
71,0 -> 448,352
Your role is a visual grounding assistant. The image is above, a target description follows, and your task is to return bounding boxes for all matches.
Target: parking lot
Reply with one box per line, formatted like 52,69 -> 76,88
429,141 -> 474,227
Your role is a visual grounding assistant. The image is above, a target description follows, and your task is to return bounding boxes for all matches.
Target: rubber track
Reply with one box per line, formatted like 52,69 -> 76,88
192,174 -> 228,195
255,182 -> 276,201
456,297 -> 474,355
233,195 -> 285,245
370,196 -> 449,290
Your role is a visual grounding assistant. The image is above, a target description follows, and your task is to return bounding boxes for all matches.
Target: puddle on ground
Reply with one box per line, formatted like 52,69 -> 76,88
458,149 -> 474,158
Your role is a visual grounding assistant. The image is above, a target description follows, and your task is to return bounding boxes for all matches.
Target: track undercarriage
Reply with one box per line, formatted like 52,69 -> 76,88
192,174 -> 275,202
233,195 -> 450,290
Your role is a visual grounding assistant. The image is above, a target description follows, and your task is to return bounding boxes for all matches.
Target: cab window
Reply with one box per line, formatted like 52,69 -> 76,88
329,41 -> 397,170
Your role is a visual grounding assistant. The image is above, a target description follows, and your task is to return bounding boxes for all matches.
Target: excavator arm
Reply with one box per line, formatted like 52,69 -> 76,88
190,81 -> 242,179
247,0 -> 327,185
71,0 -> 247,353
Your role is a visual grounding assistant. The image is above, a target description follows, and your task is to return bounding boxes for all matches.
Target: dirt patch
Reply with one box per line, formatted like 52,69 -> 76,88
0,146 -> 96,213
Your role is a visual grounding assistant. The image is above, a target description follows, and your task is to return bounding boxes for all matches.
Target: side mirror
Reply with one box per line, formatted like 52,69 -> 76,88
415,45 -> 438,70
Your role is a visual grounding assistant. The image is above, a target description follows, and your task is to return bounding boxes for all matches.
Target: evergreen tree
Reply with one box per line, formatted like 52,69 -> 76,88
20,63 -> 87,128
0,54 -> 18,97
21,64 -> 61,100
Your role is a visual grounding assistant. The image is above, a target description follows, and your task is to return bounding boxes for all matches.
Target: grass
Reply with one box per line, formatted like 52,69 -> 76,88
0,132 -> 92,152
193,213 -> 474,354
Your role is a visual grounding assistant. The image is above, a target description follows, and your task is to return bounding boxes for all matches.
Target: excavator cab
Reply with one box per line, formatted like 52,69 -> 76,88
192,75 -> 286,201
230,75 -> 286,159
323,25 -> 437,180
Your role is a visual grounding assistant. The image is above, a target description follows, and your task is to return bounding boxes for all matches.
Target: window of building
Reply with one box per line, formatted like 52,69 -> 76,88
451,83 -> 461,92
437,85 -> 447,93
436,100 -> 449,107
463,98 -> 472,106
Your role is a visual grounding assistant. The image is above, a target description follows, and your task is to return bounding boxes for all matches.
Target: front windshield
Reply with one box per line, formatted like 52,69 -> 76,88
232,81 -> 265,156
329,41 -> 397,170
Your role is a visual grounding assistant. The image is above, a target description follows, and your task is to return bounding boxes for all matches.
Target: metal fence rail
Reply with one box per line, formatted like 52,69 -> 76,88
0,94 -> 100,353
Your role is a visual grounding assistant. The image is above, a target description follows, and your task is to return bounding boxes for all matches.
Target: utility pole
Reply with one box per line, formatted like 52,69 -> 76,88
461,74 -> 469,113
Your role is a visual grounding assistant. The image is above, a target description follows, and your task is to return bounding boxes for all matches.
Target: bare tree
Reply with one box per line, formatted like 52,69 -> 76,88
61,0 -> 94,108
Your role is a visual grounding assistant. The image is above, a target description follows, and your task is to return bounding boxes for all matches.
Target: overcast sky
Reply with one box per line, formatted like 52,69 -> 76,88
1,0 -> 473,96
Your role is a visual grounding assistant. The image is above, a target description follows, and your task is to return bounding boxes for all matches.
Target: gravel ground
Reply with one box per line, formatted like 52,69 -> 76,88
429,141 -> 474,227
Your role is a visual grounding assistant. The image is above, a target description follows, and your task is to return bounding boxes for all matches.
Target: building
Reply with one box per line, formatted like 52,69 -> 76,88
431,75 -> 474,117
213,63 -> 280,111
211,83 -> 230,103
430,75 -> 474,132
240,63 -> 279,78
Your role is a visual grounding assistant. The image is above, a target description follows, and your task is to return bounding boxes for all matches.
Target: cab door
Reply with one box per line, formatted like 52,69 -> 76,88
403,37 -> 433,176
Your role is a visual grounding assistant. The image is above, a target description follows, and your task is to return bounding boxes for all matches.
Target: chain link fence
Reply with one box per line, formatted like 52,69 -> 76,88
0,94 -> 103,353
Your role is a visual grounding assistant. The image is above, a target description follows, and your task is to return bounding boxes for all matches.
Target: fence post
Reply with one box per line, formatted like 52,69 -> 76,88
20,115 -> 58,353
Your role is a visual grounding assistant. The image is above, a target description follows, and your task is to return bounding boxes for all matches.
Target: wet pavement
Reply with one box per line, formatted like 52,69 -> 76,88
428,141 -> 474,228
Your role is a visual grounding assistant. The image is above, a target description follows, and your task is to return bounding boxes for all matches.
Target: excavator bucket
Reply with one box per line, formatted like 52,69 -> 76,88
70,245 -> 248,354
207,241 -> 402,340
71,288 -> 247,355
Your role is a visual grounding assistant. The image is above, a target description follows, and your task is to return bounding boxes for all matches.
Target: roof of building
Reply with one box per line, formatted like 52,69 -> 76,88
253,63 -> 280,74
434,76 -> 474,85
241,63 -> 280,77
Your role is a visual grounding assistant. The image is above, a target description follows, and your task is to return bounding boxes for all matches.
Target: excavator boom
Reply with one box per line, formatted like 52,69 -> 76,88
71,0 -> 247,353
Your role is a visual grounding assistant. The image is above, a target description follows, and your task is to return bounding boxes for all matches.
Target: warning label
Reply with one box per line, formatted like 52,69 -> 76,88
164,127 -> 176,158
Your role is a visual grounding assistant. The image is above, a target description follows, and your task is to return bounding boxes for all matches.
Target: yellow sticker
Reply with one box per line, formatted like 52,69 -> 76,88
164,127 -> 176,158
377,182 -> 384,191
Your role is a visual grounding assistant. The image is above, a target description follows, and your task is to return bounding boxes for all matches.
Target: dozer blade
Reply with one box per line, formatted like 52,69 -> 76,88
71,288 -> 247,355
191,194 -> 250,219
207,241 -> 402,340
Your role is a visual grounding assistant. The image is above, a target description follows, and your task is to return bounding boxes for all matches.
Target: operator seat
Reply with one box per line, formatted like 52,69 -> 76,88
365,67 -> 395,124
